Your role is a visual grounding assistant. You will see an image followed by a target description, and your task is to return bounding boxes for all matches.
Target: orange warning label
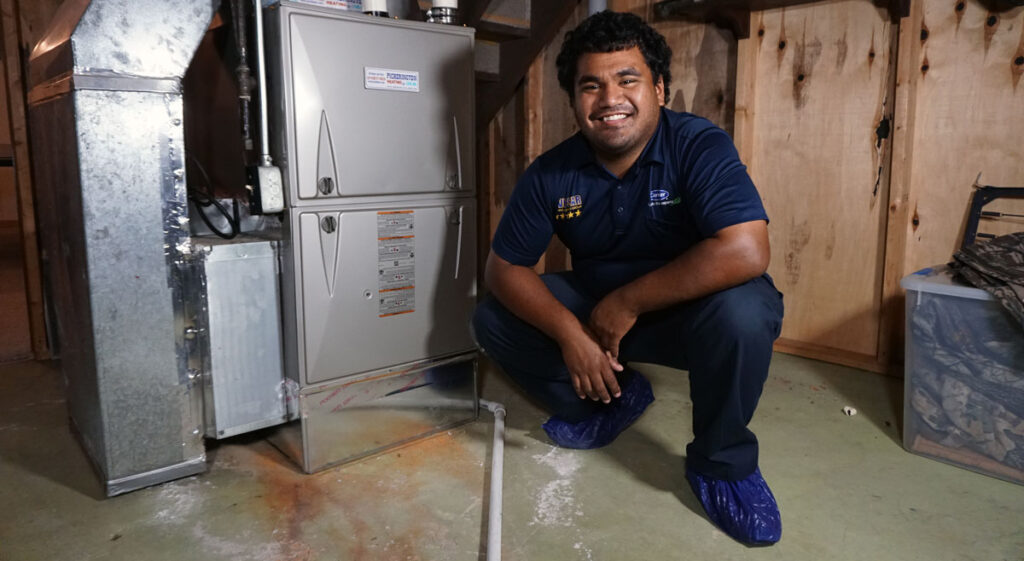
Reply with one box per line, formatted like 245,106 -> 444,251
377,211 -> 415,317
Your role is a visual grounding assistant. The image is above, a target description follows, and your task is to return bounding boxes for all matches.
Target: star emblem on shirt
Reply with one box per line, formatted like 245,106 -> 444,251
555,195 -> 584,220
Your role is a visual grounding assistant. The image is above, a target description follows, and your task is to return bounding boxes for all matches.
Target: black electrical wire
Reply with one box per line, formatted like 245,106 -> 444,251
188,153 -> 240,240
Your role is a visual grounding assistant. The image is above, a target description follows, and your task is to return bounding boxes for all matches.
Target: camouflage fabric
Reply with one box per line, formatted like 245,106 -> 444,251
908,290 -> 1024,470
951,231 -> 1024,329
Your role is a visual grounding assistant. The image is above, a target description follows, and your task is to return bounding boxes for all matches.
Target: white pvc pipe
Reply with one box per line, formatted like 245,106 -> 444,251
253,0 -> 273,167
479,399 -> 506,561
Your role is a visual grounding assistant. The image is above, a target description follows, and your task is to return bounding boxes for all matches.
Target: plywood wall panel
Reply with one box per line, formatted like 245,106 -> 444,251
492,90 -> 524,236
899,1 -> 1024,274
540,3 -> 586,154
744,1 -> 897,359
610,0 -> 737,133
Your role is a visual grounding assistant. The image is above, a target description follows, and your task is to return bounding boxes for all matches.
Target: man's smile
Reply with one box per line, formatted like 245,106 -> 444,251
591,109 -> 635,124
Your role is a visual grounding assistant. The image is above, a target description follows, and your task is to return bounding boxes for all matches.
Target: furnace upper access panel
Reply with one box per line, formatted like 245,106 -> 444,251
267,2 -> 476,204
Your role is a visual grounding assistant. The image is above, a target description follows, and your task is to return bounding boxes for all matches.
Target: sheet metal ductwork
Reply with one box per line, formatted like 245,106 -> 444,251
26,0 -> 217,496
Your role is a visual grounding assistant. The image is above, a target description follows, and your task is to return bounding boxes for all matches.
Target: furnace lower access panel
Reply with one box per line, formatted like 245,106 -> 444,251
284,199 -> 477,385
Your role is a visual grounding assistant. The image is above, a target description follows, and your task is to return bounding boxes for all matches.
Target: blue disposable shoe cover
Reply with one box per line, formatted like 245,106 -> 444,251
541,371 -> 654,449
686,466 -> 782,546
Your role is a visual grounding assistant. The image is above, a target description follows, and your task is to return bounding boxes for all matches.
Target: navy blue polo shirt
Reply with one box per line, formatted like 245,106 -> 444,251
492,108 -> 768,298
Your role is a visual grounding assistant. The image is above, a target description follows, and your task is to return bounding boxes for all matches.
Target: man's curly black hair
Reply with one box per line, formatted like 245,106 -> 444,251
555,10 -> 673,105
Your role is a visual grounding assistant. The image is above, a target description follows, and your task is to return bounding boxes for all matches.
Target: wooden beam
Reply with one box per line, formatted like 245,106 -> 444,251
876,0 -> 916,374
1,0 -> 48,359
774,338 -> 890,375
654,0 -> 909,38
476,0 -> 583,132
462,0 -> 500,29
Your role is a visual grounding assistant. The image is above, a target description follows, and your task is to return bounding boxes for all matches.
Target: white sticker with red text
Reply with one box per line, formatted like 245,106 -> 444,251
364,67 -> 420,93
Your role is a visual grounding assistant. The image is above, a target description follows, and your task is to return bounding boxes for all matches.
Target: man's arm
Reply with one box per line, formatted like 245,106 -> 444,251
589,219 -> 770,357
485,252 -> 624,403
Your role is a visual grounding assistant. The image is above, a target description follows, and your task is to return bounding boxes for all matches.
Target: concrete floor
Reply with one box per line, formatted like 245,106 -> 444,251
1,354 -> 1022,561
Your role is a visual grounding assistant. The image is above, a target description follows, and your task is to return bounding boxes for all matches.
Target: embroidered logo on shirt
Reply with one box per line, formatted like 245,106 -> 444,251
649,188 -> 681,207
556,195 -> 583,220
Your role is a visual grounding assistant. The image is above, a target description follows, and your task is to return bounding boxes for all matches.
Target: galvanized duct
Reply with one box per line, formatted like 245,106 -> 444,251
26,0 -> 217,496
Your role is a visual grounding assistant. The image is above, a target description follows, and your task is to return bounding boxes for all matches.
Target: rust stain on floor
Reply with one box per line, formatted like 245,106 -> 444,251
249,429 -> 483,561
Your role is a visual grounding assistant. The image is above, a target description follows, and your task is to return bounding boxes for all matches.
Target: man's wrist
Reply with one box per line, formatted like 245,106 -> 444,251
551,313 -> 586,347
610,285 -> 642,316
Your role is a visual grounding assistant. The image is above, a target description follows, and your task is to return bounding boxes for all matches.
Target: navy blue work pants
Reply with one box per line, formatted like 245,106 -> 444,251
472,272 -> 783,481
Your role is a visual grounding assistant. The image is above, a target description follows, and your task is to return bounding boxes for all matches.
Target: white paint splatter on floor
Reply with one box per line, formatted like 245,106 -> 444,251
534,446 -> 581,477
529,447 -> 606,559
153,479 -> 203,523
192,524 -> 284,561
574,541 -> 595,560
533,480 -> 576,526
530,447 -> 583,527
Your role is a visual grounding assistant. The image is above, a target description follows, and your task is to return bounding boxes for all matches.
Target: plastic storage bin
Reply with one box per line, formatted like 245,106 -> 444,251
901,266 -> 1024,485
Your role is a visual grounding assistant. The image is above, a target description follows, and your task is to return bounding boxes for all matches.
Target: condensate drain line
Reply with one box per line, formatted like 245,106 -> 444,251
479,399 -> 506,561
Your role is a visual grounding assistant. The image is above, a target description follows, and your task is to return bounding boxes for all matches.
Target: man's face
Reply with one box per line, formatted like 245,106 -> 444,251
572,47 -> 665,165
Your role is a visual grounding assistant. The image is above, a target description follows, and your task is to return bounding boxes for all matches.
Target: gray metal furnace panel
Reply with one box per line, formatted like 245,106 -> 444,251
284,198 -> 477,385
193,239 -> 295,439
268,353 -> 478,473
268,2 -> 475,203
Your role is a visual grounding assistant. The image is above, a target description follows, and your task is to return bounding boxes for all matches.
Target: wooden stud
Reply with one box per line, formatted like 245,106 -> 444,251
1,0 -> 48,359
878,0 -> 924,374
477,120 -> 496,294
524,57 -> 544,170
733,11 -> 760,168
871,12 -> 903,374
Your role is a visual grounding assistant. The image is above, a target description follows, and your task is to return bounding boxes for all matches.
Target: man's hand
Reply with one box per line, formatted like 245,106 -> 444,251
588,290 -> 638,359
559,327 -> 624,403
484,252 -> 628,403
